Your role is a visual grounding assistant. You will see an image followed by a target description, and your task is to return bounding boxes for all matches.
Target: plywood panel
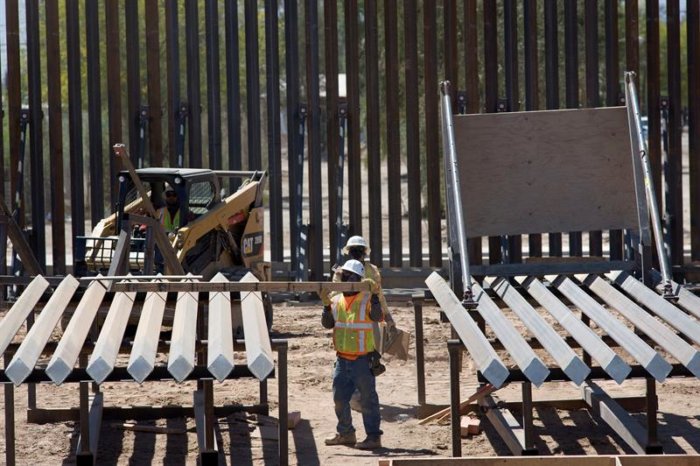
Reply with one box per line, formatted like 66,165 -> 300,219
453,107 -> 638,237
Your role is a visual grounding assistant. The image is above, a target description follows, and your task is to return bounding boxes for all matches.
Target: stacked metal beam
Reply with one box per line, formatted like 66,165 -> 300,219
427,273 -> 700,387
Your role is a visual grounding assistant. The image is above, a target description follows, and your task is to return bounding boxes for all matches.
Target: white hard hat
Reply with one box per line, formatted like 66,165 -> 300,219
340,259 -> 365,278
342,235 -> 370,255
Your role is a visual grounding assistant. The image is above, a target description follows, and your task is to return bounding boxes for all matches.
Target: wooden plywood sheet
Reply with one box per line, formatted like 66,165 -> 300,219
453,107 -> 638,238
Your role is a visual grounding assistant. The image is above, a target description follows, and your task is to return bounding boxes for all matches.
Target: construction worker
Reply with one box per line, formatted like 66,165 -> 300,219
158,187 -> 182,233
332,235 -> 396,336
321,259 -> 384,450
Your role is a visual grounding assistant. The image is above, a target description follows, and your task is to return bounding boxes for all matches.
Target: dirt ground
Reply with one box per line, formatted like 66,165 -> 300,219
1,296 -> 700,465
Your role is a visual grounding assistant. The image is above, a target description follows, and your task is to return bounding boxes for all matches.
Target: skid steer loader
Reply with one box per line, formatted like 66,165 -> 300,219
73,146 -> 273,330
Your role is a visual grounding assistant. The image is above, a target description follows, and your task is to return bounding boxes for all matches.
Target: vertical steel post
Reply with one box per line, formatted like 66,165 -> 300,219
205,0 -> 222,170
265,0 -> 283,261
448,340 -> 461,457
277,341 -> 289,466
413,294 -> 425,406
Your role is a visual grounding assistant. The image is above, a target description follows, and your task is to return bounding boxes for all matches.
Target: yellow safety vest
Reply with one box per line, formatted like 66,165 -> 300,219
159,207 -> 180,232
331,292 -> 375,359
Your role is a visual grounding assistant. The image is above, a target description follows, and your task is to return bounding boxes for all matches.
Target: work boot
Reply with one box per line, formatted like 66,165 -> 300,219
324,432 -> 356,446
355,435 -> 382,450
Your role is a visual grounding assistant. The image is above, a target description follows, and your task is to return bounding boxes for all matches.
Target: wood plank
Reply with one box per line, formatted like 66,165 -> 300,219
453,107 -> 638,237
609,271 -> 700,344
581,382 -> 648,454
127,277 -> 167,383
6,276 -> 79,385
472,282 -> 549,387
425,273 -> 509,388
167,275 -> 199,383
239,273 -> 274,380
111,280 -> 370,293
582,274 -> 700,377
552,276 -> 671,382
207,273 -> 235,381
87,277 -> 137,384
487,277 -> 589,385
46,277 -> 108,384
516,276 -> 631,384
0,275 -> 49,355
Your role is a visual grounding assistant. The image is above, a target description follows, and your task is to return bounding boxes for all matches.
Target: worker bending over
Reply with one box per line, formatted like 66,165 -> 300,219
321,259 -> 384,450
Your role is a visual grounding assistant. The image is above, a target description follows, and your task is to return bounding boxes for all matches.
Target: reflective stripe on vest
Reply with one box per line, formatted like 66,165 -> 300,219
331,292 -> 374,355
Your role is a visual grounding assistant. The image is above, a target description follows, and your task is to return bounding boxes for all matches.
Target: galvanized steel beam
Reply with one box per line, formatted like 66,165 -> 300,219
0,275 -> 49,355
239,273 -> 274,381
551,275 -> 671,382
472,282 -> 549,387
582,274 -> 700,377
127,278 -> 167,383
6,276 -> 79,385
516,276 -> 630,384
486,277 -> 589,385
46,277 -> 108,384
425,272 -> 508,388
87,280 -> 137,384
207,273 -> 235,381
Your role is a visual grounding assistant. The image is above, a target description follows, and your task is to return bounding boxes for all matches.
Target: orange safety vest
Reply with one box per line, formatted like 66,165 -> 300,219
331,291 -> 375,359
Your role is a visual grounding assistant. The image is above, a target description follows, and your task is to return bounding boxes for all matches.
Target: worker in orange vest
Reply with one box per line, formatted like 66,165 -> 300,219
321,259 -> 384,450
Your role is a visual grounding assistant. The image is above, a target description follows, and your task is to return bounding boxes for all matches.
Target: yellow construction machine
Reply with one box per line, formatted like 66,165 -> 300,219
73,145 -> 273,329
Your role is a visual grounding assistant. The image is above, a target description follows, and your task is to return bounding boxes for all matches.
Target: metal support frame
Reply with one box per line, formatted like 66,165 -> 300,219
448,340 -> 461,457
2,339 -> 290,464
413,293 -> 426,406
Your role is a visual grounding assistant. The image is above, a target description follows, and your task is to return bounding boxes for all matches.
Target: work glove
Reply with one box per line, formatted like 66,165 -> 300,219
362,278 -> 380,294
319,287 -> 331,306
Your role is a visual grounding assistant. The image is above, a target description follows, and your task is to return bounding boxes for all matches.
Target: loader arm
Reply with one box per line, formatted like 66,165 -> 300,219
113,144 -> 185,275
173,180 -> 260,262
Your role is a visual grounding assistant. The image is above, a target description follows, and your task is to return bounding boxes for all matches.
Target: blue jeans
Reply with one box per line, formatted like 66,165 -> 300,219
332,355 -> 382,437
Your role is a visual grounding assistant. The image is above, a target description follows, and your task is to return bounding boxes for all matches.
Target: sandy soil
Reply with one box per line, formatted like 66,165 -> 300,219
2,297 -> 700,465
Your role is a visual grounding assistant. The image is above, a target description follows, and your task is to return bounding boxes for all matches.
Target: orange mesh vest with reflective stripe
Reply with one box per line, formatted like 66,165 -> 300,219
331,292 -> 375,359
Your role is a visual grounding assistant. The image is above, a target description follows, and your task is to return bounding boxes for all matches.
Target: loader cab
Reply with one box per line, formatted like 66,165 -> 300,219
115,168 -> 221,233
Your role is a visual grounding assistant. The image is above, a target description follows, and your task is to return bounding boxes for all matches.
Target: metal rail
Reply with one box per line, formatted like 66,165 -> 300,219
624,72 -> 674,299
440,81 -> 476,308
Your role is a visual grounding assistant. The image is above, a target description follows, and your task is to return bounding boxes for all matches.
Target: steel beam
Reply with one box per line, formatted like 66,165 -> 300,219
425,272 -> 508,388
87,280 -> 137,384
472,282 -> 549,387
516,276 -> 630,383
583,274 -> 700,377
479,394 -> 536,456
6,276 -> 79,384
207,273 -> 235,381
551,276 -> 671,382
128,278 -> 167,383
582,381 -> 648,454
0,275 -> 49,355
239,273 -> 274,380
46,277 -> 108,384
168,276 -> 199,383
609,271 -> 700,342
487,277 -> 589,385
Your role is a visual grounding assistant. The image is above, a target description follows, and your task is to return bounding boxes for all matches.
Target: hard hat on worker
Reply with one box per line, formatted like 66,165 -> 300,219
342,235 -> 371,255
340,259 -> 365,278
